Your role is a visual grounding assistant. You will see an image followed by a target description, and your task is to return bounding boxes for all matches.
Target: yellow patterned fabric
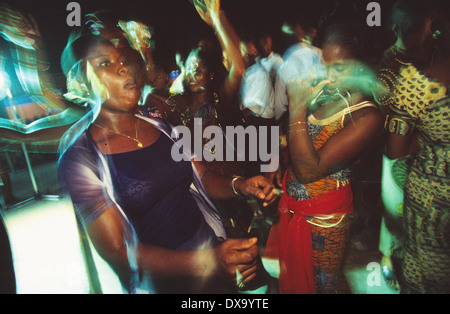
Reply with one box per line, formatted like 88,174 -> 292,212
377,47 -> 410,111
393,66 -> 449,139
389,64 -> 450,293
392,65 -> 449,180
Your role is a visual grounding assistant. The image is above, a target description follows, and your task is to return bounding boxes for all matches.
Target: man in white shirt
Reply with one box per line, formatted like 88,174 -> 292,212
239,36 -> 276,177
273,22 -> 326,122
257,34 -> 284,87
239,36 -> 275,124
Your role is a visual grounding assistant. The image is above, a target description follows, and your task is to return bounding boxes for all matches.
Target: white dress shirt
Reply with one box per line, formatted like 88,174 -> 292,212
274,42 -> 326,120
239,62 -> 275,119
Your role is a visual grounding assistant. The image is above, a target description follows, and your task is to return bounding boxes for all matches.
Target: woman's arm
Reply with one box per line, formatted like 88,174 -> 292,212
61,143 -> 261,286
87,205 -> 217,280
385,132 -> 419,160
192,160 -> 277,207
87,204 -> 260,285
288,103 -> 384,184
194,0 -> 245,99
384,97 -> 420,160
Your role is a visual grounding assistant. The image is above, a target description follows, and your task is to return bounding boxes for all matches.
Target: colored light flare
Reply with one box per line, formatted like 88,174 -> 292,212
0,70 -> 11,100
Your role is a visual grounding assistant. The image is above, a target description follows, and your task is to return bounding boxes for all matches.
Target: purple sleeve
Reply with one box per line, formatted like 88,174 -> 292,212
58,135 -> 114,226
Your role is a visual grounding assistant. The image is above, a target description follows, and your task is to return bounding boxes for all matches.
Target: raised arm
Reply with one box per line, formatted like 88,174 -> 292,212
194,0 -> 245,99
118,20 -> 157,86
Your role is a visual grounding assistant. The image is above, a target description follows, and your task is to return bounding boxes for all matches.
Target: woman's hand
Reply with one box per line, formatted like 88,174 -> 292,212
287,78 -> 331,119
214,237 -> 259,286
191,0 -> 244,105
234,175 -> 278,207
117,20 -> 153,59
193,0 -> 221,27
264,166 -> 283,190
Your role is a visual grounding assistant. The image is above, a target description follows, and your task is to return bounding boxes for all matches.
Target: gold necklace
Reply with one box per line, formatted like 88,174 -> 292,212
93,120 -> 143,148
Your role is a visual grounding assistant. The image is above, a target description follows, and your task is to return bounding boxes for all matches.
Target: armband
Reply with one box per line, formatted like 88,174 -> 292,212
387,117 -> 416,136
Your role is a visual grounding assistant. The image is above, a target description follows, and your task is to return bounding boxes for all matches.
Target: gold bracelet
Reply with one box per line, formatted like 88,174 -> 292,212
288,128 -> 308,134
288,121 -> 308,128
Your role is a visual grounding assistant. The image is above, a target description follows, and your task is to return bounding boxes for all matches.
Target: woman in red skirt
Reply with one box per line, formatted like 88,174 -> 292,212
265,22 -> 385,294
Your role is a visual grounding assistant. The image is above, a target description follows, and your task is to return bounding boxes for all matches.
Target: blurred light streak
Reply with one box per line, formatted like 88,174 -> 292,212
1,197 -> 123,293
0,70 -> 11,100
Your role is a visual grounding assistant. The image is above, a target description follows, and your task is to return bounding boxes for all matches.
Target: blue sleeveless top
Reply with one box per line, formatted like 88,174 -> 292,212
106,133 -> 217,250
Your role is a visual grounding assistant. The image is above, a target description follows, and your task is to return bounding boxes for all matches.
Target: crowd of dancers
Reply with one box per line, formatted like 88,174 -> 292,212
0,0 -> 449,294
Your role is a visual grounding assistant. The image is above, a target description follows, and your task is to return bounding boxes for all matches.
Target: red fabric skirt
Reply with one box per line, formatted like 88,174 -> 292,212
265,176 -> 353,294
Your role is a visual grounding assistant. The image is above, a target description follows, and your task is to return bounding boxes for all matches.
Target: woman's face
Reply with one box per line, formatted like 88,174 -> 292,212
402,16 -> 434,50
86,42 -> 142,112
322,43 -> 359,89
184,53 -> 212,93
240,41 -> 259,68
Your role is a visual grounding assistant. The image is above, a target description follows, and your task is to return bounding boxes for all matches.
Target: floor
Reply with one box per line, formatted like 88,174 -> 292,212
0,156 -> 398,294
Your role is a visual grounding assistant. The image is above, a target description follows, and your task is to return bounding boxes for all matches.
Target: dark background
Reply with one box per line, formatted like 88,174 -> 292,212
1,0 -> 398,74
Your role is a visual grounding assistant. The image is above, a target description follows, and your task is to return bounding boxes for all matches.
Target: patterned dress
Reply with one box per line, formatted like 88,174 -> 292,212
377,47 -> 411,261
387,65 -> 450,293
266,101 -> 378,294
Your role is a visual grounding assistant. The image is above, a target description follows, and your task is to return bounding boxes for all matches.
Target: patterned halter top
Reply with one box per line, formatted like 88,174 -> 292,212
286,101 -> 378,201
